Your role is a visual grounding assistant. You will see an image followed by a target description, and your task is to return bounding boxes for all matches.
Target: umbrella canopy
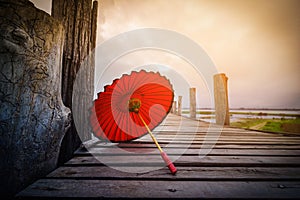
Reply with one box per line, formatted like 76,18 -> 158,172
90,70 -> 174,142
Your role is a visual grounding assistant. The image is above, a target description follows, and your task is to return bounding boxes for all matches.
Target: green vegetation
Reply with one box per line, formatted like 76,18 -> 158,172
231,118 -> 300,133
261,121 -> 282,132
231,119 -> 266,129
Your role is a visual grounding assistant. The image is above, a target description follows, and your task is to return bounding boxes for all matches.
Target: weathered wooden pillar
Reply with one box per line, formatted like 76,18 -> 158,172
190,88 -> 196,119
90,1 -> 98,93
177,96 -> 182,116
172,101 -> 177,114
0,0 -> 70,196
214,73 -> 230,125
52,0 -> 98,165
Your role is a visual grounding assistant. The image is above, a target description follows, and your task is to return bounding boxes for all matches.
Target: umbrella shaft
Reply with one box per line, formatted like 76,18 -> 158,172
138,113 -> 177,175
138,113 -> 163,152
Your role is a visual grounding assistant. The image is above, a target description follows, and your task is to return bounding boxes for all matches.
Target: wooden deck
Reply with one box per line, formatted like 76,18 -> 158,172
17,114 -> 300,199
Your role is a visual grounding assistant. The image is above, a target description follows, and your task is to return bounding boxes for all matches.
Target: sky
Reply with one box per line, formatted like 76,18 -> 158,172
31,0 -> 300,109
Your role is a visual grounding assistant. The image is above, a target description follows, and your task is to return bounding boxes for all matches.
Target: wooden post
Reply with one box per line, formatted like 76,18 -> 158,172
214,73 -> 230,125
189,88 -> 196,119
52,0 -> 98,165
177,96 -> 182,116
172,101 -> 177,114
0,1 -> 71,195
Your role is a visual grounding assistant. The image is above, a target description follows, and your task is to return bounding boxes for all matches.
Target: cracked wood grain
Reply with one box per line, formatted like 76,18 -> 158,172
52,0 -> 98,164
0,0 -> 70,197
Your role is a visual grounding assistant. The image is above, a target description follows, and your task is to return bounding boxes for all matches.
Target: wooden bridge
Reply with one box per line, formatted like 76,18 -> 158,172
17,114 -> 300,199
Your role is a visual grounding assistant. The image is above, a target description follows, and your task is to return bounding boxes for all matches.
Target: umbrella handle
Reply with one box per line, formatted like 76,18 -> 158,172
160,151 -> 177,175
137,113 -> 177,175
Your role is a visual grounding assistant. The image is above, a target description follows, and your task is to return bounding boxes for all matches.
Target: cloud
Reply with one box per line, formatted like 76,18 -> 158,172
30,0 -> 300,108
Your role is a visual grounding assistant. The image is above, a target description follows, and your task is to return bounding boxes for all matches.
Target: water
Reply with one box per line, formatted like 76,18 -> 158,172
181,109 -> 300,123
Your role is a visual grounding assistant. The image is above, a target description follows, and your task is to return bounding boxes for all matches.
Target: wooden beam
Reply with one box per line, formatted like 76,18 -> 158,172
17,179 -> 300,199
48,166 -> 300,180
172,101 -> 177,114
214,73 -> 230,125
52,0 -> 98,164
177,96 -> 182,116
189,88 -> 196,119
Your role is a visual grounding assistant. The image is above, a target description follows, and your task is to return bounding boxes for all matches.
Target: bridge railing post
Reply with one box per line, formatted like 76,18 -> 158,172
177,96 -> 182,116
214,73 -> 230,125
190,88 -> 196,119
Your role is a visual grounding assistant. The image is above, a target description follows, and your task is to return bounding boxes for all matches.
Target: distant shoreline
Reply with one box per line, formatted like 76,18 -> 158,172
180,109 -> 300,133
181,110 -> 300,118
182,108 -> 300,111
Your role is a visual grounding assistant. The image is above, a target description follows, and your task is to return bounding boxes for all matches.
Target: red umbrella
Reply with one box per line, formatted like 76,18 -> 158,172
90,70 -> 177,174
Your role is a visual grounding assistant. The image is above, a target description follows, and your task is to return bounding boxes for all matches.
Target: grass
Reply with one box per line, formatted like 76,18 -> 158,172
261,121 -> 282,132
231,119 -> 266,129
231,118 -> 300,133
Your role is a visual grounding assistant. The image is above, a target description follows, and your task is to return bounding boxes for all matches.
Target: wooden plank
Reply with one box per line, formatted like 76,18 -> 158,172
116,141 -> 300,145
154,130 -> 299,138
64,155 -> 300,167
146,135 -> 300,139
138,136 -> 300,142
93,143 -> 300,150
160,129 -> 292,134
136,140 -> 300,145
152,130 -> 292,136
17,179 -> 300,199
137,140 -> 300,144
47,166 -> 300,180
75,148 -> 300,156
16,113 -> 300,199
151,133 -> 290,138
